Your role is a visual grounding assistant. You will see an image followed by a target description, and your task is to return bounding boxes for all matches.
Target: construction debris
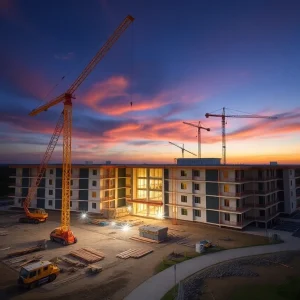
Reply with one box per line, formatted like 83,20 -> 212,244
87,264 -> 103,274
90,219 -> 110,226
7,240 -> 47,257
70,247 -> 105,263
3,254 -> 43,271
60,257 -> 86,268
116,248 -> 153,259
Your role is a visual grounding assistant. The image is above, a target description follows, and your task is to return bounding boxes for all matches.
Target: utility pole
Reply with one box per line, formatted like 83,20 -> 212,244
183,121 -> 210,158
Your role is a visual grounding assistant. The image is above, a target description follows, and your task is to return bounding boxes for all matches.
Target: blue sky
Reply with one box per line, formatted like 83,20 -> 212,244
1,0 -> 300,164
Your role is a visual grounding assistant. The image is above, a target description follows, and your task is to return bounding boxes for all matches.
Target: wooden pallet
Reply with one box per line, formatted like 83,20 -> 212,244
116,248 -> 153,259
130,236 -> 162,244
70,248 -> 105,263
82,247 -> 105,258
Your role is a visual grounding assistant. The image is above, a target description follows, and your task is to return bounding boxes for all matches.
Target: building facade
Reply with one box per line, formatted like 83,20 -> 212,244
9,159 -> 300,230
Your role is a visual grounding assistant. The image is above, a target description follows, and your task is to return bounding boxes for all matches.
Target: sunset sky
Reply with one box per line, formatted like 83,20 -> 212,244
1,0 -> 300,165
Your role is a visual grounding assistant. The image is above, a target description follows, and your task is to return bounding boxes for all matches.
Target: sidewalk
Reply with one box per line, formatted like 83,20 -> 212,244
124,235 -> 300,300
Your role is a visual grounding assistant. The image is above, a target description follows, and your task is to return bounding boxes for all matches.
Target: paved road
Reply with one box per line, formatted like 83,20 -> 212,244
124,233 -> 300,300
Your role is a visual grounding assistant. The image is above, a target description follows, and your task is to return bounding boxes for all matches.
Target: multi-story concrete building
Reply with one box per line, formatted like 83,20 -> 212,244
9,158 -> 300,230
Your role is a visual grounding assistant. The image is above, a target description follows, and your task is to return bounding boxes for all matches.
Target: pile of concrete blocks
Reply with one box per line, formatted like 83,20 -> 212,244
139,225 -> 168,242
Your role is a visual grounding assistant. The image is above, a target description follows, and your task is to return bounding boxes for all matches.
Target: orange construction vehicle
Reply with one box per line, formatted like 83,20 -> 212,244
19,112 -> 64,224
29,15 -> 134,245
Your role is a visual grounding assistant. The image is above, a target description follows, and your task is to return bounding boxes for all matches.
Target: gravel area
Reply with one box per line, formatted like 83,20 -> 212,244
181,251 -> 296,300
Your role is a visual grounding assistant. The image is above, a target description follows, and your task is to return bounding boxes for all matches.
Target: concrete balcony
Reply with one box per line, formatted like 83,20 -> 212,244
100,174 -> 115,179
220,219 -> 243,227
252,198 -> 280,208
219,205 -> 253,212
100,184 -> 116,190
102,196 -> 115,201
220,177 -> 253,183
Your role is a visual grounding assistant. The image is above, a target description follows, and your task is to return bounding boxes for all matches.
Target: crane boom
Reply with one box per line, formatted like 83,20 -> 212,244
205,107 -> 278,164
29,15 -> 135,117
28,15 -> 135,245
169,141 -> 197,157
21,111 -> 64,222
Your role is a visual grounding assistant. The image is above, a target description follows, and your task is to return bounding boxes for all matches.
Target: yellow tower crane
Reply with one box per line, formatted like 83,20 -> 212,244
29,15 -> 134,245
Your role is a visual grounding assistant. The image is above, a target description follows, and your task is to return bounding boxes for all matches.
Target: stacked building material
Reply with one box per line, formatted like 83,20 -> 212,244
70,248 -> 105,263
139,225 -> 168,242
116,248 -> 153,259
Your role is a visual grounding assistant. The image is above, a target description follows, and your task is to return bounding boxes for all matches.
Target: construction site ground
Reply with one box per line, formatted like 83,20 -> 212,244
0,210 -> 270,300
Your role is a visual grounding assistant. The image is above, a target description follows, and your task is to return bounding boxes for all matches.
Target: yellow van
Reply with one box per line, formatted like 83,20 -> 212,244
18,260 -> 60,289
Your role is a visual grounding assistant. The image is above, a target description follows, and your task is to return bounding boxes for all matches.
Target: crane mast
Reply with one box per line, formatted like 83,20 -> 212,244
205,107 -> 278,165
183,121 -> 210,158
29,15 -> 135,245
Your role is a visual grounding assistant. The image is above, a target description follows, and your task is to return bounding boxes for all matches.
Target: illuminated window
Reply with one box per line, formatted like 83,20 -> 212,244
137,179 -> 147,189
181,183 -> 187,190
224,185 -> 229,192
150,168 -> 162,177
224,199 -> 230,207
149,179 -> 162,190
92,191 -> 96,198
137,168 -> 147,177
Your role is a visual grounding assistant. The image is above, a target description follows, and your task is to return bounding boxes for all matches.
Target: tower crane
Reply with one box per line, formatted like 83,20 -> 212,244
183,121 -> 210,158
205,107 -> 278,165
28,15 -> 135,246
19,111 -> 64,224
169,142 -> 197,158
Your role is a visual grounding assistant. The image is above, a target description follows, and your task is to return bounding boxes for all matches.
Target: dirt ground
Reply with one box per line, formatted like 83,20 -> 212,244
199,252 -> 300,300
0,210 -> 270,300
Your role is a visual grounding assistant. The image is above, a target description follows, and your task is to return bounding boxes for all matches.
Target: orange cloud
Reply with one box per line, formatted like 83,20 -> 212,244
81,75 -> 201,116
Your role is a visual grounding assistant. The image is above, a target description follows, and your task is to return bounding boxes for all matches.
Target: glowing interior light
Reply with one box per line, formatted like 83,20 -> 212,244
81,213 -> 87,219
156,212 -> 164,219
111,221 -> 116,226
122,224 -> 130,232
127,206 -> 132,212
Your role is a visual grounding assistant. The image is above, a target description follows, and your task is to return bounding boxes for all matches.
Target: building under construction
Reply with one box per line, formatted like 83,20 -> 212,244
8,158 -> 300,230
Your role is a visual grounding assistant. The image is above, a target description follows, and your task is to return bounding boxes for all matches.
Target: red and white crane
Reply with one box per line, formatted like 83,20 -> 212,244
183,121 -> 210,158
169,141 -> 197,158
205,107 -> 278,165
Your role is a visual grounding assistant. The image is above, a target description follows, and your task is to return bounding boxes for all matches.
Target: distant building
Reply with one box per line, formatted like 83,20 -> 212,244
8,159 -> 300,230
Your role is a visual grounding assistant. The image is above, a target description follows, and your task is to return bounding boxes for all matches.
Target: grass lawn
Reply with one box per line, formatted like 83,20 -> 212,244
154,247 -> 224,274
230,276 -> 300,300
